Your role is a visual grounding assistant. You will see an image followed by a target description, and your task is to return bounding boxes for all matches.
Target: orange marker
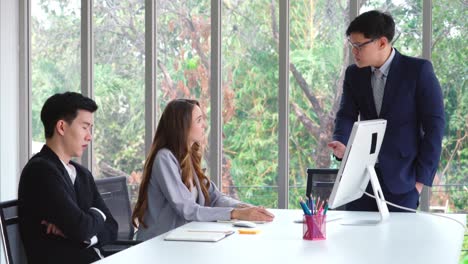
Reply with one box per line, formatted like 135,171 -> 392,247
238,229 -> 261,235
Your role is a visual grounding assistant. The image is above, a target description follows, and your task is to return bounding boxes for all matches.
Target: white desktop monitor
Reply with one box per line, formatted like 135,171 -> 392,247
328,119 -> 389,225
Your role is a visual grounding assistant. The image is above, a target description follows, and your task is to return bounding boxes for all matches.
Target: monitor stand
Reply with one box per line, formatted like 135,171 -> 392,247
341,165 -> 390,226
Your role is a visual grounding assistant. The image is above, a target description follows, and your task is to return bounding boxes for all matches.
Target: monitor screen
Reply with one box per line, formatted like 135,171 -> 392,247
328,119 -> 389,225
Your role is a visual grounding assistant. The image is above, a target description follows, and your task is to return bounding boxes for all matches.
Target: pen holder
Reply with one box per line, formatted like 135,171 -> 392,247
303,214 -> 326,240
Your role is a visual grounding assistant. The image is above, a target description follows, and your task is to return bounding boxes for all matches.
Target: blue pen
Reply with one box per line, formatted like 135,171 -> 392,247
299,198 -> 312,215
308,195 -> 313,210
323,203 -> 329,216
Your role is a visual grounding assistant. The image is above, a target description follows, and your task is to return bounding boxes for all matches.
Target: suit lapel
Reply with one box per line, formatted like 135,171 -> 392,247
59,165 -> 78,202
40,145 -> 77,200
363,68 -> 379,118
379,50 -> 402,118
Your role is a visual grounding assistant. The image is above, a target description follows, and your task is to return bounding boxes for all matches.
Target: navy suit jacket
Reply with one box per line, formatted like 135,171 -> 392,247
18,145 -> 118,264
333,49 -> 445,194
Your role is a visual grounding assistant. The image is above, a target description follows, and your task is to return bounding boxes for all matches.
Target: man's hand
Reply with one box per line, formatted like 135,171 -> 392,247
415,182 -> 424,194
231,207 -> 275,222
327,141 -> 346,159
41,220 -> 66,238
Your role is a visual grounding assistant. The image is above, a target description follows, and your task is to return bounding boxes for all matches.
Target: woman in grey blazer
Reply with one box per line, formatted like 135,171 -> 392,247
132,99 -> 274,240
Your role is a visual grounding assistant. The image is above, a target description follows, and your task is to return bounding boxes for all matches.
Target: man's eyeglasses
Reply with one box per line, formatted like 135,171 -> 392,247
347,38 -> 377,51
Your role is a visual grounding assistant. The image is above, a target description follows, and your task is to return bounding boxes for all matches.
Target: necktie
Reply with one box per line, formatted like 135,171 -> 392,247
373,69 -> 385,115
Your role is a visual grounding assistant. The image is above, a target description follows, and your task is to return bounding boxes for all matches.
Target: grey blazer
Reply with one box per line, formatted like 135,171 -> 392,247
136,148 -> 241,240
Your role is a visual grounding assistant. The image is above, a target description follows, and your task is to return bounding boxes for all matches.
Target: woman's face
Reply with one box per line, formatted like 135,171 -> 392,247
188,105 -> 206,145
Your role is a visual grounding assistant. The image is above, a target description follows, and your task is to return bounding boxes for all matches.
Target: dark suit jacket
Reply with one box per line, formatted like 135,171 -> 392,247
333,49 -> 445,194
18,145 -> 118,264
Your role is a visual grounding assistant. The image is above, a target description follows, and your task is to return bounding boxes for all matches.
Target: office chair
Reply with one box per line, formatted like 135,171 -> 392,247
95,176 -> 140,255
0,200 -> 27,264
306,168 -> 346,210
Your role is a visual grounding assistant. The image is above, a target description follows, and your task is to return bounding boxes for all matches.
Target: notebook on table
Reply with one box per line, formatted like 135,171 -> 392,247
164,230 -> 235,242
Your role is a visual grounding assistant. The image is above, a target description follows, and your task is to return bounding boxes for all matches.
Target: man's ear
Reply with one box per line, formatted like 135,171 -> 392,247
378,37 -> 389,49
55,120 -> 66,136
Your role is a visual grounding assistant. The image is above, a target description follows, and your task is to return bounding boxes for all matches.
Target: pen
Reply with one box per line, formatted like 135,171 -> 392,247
318,201 -> 324,214
323,203 -> 329,216
299,198 -> 312,215
308,194 -> 313,209
311,196 -> 315,215
316,196 -> 321,214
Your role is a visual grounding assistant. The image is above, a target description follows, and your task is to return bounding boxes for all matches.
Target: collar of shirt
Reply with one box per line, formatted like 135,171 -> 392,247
371,47 -> 395,77
60,159 -> 77,185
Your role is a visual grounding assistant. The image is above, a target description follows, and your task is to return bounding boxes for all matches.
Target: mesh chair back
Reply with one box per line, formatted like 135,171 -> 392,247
306,169 -> 346,210
0,200 -> 27,264
95,176 -> 134,240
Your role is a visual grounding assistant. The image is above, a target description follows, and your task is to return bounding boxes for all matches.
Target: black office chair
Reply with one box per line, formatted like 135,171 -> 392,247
95,176 -> 140,255
306,168 -> 346,210
0,200 -> 27,264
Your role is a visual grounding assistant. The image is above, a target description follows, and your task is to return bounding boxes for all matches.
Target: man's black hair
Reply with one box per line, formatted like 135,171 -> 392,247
346,10 -> 395,42
40,92 -> 98,138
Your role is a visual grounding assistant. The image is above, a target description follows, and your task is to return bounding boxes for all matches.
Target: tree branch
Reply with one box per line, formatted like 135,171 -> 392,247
289,63 -> 324,121
269,1 -> 324,121
290,102 -> 320,139
157,59 -> 175,93
441,131 -> 467,180
331,39 -> 349,117
183,16 -> 210,71
270,0 -> 278,41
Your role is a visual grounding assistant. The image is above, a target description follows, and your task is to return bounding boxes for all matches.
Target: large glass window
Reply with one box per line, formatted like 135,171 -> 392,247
93,0 -> 145,204
288,1 -> 348,208
222,0 -> 279,207
156,0 -> 211,138
431,0 -> 467,214
31,0 -> 81,154
26,1 -> 467,215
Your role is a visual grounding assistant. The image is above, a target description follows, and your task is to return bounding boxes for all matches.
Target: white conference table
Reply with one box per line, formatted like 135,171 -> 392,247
95,209 -> 466,264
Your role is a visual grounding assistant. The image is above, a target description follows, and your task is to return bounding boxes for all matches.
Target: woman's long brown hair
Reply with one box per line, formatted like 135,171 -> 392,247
132,99 -> 211,228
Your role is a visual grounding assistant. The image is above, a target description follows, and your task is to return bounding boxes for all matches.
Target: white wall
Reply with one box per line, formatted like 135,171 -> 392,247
1,3 -> 20,263
0,0 -> 20,201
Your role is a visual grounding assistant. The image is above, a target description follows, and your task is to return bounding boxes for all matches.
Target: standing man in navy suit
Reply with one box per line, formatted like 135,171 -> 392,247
328,10 -> 445,211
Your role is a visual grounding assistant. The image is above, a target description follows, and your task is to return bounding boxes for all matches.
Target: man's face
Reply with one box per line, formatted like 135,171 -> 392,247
348,32 -> 381,68
61,110 -> 93,158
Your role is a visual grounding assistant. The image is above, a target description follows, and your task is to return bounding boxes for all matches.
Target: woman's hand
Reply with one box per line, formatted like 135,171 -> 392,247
231,206 -> 275,222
